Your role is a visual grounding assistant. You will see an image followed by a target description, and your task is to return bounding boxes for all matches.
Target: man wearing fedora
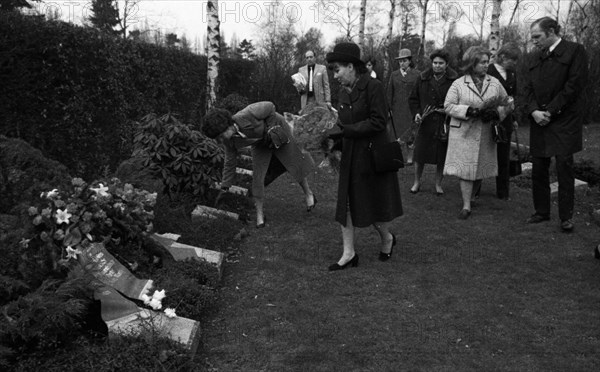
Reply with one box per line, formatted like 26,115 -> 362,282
297,50 -> 331,110
387,48 -> 420,164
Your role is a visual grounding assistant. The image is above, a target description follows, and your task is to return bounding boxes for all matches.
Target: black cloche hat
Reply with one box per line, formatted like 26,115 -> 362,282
326,42 -> 365,66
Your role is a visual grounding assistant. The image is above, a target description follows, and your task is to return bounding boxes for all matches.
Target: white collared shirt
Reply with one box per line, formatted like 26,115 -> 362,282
493,63 -> 507,80
549,38 -> 562,52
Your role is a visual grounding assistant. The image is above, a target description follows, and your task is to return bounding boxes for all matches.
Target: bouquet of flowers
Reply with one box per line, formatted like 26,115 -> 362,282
400,105 -> 444,144
22,177 -> 157,269
291,72 -> 306,92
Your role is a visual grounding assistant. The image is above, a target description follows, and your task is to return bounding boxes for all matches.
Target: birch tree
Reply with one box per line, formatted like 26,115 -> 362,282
488,0 -> 503,56
358,0 -> 367,50
416,0 -> 429,60
205,0 -> 220,112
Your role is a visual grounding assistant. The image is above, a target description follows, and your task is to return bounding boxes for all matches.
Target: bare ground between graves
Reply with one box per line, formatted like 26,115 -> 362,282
199,126 -> 600,372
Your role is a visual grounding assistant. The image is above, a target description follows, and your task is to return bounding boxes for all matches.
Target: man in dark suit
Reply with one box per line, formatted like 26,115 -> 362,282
523,17 -> 589,232
487,43 -> 520,200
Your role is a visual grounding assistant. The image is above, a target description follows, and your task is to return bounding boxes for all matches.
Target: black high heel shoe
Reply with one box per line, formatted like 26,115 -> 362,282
306,194 -> 317,212
378,234 -> 396,261
256,216 -> 266,229
328,254 -> 359,271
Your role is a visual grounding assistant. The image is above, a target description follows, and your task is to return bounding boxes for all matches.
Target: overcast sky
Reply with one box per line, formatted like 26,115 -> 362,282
29,0 -> 563,51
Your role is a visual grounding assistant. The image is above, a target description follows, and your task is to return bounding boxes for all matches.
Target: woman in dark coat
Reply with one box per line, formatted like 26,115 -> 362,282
326,42 -> 403,271
408,49 -> 457,195
202,102 -> 316,228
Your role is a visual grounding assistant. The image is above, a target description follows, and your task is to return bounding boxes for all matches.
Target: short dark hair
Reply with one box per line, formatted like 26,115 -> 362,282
496,43 -> 521,61
531,17 -> 561,36
364,55 -> 377,66
327,61 -> 368,75
429,49 -> 451,64
201,108 -> 234,139
462,46 -> 491,75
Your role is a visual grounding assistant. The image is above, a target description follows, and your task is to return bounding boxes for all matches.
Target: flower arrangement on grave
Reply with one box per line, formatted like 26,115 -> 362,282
20,177 -> 177,318
22,177 -> 156,269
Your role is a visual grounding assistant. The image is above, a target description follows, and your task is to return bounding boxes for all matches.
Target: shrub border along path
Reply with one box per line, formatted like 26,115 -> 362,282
199,138 -> 600,371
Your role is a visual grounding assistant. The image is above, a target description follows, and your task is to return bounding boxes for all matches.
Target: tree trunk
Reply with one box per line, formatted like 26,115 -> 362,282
479,0 -> 488,42
358,0 -> 367,51
488,0 -> 503,57
383,0 -> 396,88
206,1 -> 220,113
417,0 -> 429,61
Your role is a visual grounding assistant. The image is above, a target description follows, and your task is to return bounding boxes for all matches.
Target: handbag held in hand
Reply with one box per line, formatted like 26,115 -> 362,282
509,126 -> 522,177
370,110 -> 405,173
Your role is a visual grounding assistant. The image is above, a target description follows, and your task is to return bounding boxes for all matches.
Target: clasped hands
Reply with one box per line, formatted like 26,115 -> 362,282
466,107 -> 500,122
532,110 -> 551,126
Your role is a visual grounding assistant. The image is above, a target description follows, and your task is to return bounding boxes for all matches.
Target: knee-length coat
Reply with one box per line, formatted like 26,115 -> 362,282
408,67 -> 458,165
335,74 -> 403,227
221,102 -> 314,199
443,75 -> 509,181
387,68 -> 420,136
523,40 -> 588,157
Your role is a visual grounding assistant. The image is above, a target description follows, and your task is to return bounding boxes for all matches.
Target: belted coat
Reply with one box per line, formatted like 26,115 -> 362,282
522,40 -> 588,157
335,74 -> 403,227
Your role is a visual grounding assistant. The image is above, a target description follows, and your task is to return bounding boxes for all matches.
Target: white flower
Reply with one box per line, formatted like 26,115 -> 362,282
141,293 -> 152,305
164,308 -> 177,318
152,289 -> 166,301
90,183 -> 109,197
55,209 -> 72,224
46,189 -> 59,199
149,298 -> 162,310
65,246 -> 82,260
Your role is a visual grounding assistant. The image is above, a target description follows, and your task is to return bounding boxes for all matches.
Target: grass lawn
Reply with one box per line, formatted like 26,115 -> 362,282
198,124 -> 600,371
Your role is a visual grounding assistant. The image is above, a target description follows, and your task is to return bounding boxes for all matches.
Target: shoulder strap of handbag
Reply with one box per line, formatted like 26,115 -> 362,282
364,79 -> 398,142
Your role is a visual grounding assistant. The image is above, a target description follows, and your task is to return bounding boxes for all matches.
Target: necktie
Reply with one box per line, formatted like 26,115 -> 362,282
308,66 -> 313,92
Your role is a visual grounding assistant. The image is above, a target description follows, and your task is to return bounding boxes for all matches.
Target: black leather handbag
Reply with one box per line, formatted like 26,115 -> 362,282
370,110 -> 405,173
509,127 -> 522,177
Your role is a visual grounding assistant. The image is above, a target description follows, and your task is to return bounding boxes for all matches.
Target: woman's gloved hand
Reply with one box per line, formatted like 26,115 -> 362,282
466,107 -> 481,118
481,108 -> 500,122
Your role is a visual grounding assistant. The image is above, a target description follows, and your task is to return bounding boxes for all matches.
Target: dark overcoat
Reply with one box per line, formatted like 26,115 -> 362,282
408,67 -> 458,165
335,74 -> 403,227
487,63 -> 517,135
387,68 -> 420,136
523,40 -> 588,157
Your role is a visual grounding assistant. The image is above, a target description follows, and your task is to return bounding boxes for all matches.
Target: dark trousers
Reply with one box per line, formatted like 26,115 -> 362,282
532,155 -> 575,221
496,140 -> 511,198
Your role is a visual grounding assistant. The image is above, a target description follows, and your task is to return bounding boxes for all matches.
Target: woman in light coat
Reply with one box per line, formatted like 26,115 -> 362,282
444,46 -> 511,219
202,102 -> 316,228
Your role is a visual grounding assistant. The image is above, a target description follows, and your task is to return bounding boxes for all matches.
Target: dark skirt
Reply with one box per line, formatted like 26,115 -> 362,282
413,113 -> 448,165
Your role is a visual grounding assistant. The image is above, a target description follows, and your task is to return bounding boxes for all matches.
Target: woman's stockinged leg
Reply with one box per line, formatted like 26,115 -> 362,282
410,162 -> 424,192
460,179 -> 473,211
255,197 -> 265,226
299,177 -> 315,208
373,221 -> 394,254
435,163 -> 444,194
338,212 -> 356,264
